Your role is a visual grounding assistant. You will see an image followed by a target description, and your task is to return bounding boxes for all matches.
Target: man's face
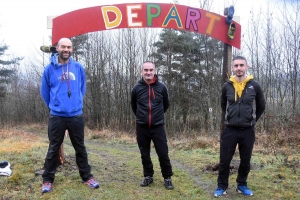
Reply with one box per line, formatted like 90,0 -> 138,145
57,39 -> 73,61
142,62 -> 155,82
232,59 -> 248,78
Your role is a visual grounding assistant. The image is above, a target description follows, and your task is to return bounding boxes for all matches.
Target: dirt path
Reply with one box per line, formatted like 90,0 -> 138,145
30,128 -> 253,199
65,137 -> 249,199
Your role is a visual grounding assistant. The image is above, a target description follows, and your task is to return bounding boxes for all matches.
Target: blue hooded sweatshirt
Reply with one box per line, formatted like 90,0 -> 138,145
40,53 -> 86,117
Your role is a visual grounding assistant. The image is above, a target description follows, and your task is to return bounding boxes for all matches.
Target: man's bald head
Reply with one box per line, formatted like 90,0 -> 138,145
56,38 -> 73,64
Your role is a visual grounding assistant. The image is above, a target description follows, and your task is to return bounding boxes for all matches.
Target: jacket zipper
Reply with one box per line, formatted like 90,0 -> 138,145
148,85 -> 152,129
238,82 -> 249,126
152,88 -> 156,98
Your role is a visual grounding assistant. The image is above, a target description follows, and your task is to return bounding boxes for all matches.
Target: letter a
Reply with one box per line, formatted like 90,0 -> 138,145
162,5 -> 183,28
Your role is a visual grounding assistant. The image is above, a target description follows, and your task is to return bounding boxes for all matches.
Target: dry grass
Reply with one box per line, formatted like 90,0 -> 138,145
169,134 -> 219,151
254,130 -> 300,155
0,123 -> 299,199
2,122 -> 299,155
85,128 -> 136,144
0,128 -> 45,154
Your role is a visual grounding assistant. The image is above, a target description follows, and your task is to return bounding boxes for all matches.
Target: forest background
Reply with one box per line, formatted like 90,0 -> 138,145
1,0 -> 299,136
0,0 -> 299,199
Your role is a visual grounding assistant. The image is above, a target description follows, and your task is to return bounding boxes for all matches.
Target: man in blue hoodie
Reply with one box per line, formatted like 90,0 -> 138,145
40,38 -> 99,193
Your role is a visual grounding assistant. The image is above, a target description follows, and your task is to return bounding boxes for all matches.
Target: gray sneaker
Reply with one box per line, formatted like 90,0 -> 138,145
140,176 -> 153,187
164,178 -> 174,190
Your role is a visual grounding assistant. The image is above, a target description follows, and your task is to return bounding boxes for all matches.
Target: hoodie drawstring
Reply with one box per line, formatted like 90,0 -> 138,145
61,63 -> 71,98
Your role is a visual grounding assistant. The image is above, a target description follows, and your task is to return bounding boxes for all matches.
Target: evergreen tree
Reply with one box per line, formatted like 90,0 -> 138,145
150,29 -> 223,133
0,43 -> 22,98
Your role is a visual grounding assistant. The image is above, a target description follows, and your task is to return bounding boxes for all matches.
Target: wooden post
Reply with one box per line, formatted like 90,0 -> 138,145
58,130 -> 68,165
220,7 -> 233,137
59,144 -> 65,165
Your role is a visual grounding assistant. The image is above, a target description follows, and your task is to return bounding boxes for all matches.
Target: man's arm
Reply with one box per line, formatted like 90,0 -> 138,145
80,64 -> 86,96
220,83 -> 227,113
255,82 -> 266,121
130,87 -> 137,115
40,67 -> 50,107
163,84 -> 170,112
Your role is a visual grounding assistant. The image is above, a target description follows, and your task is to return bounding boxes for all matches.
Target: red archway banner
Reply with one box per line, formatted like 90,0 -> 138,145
52,3 -> 241,49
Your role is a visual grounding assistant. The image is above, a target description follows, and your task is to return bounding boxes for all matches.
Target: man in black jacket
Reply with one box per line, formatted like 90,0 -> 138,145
131,61 -> 174,190
214,56 -> 266,197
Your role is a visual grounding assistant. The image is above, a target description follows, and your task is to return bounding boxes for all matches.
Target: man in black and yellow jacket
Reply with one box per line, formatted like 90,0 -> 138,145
214,56 -> 266,197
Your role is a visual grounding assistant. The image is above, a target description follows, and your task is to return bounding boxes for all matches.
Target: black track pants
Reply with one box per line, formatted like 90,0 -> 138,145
42,114 -> 92,183
136,125 -> 173,178
217,126 -> 255,189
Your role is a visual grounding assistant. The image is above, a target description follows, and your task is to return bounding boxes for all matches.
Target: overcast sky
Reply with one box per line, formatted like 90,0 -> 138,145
0,0 -> 269,60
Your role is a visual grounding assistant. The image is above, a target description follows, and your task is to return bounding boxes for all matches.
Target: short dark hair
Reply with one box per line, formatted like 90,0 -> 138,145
232,56 -> 247,65
143,60 -> 155,65
142,61 -> 155,68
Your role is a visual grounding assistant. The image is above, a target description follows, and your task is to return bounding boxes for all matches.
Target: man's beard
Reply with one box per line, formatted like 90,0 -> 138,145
59,52 -> 71,61
235,71 -> 244,77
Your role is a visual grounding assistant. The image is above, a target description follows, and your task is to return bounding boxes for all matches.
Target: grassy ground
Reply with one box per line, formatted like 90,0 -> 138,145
0,124 -> 299,200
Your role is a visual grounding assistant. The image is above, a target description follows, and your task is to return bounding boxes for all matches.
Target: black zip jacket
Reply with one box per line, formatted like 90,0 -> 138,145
221,79 -> 266,127
131,75 -> 170,128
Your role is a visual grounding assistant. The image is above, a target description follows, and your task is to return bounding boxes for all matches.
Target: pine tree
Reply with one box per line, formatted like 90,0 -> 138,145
150,29 -> 223,133
0,43 -> 22,98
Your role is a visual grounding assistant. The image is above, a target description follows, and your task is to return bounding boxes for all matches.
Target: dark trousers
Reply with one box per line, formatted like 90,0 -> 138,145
136,125 -> 173,178
42,114 -> 92,183
217,126 -> 255,189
